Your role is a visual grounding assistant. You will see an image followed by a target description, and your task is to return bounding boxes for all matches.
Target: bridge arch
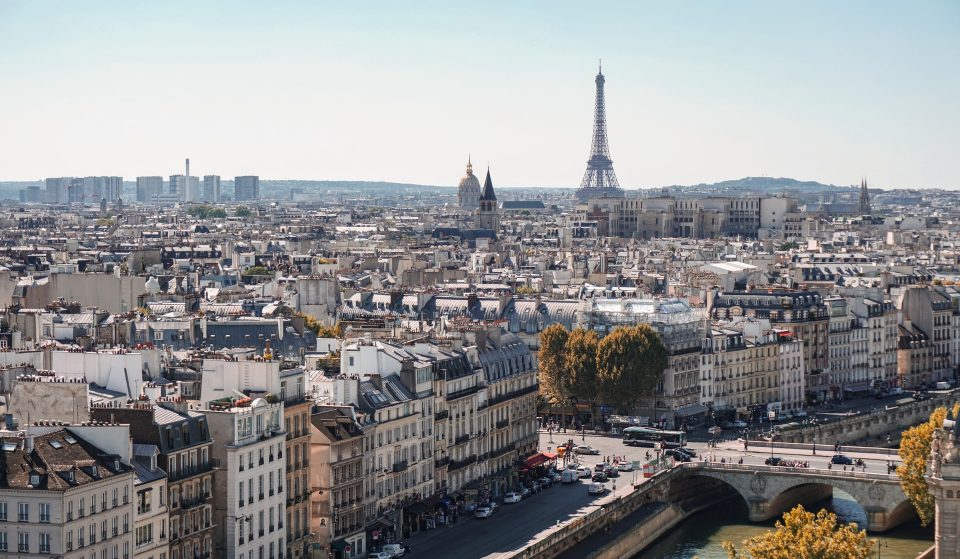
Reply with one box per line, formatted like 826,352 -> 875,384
673,465 -> 915,532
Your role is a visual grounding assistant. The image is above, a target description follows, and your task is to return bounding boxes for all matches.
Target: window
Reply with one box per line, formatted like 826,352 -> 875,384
39,533 -> 50,554
80,497 -> 86,517
17,502 -> 28,522
0,502 -> 6,521
18,532 -> 28,552
0,532 -> 6,551
40,502 -> 50,523
66,530 -> 73,551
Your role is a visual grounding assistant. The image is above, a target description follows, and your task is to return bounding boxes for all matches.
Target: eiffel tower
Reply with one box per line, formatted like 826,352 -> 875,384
576,62 -> 625,202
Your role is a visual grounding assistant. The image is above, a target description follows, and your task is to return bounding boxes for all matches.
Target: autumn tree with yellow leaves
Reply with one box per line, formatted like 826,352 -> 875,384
898,403 -> 958,525
722,505 -> 872,559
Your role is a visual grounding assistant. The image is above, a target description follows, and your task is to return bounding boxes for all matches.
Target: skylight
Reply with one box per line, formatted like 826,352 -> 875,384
49,440 -> 63,449
63,435 -> 78,445
2,442 -> 18,452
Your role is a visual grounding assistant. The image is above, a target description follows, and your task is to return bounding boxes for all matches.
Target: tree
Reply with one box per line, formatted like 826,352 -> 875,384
300,313 -> 342,338
898,406 -> 947,526
565,328 -> 600,429
596,324 -> 668,412
538,324 -> 571,422
244,265 -> 271,277
723,505 -> 871,559
234,206 -> 252,217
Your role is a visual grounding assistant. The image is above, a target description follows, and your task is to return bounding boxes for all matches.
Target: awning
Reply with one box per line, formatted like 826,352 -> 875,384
676,404 -> 708,417
542,451 -> 558,460
523,453 -> 548,468
331,540 -> 349,551
406,502 -> 430,515
375,517 -> 395,528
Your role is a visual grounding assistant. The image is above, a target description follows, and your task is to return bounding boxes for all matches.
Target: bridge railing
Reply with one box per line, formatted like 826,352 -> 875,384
679,461 -> 899,482
742,439 -> 900,457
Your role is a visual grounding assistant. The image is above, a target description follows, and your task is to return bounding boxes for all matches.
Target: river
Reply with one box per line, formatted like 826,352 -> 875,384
636,489 -> 934,558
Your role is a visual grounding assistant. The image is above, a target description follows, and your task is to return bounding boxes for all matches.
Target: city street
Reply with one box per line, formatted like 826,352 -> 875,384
403,430 -> 902,559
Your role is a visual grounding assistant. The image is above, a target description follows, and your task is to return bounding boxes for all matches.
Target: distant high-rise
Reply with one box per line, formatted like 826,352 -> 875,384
170,174 -> 200,202
858,178 -> 871,215
80,176 -> 123,203
457,157 -> 481,210
203,175 -> 221,203
136,176 -> 163,203
234,176 -> 260,201
44,177 -> 75,204
576,62 -> 625,202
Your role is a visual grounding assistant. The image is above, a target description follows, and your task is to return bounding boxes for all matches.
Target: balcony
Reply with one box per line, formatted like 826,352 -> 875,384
454,434 -> 470,445
446,385 -> 481,401
434,410 -> 449,421
434,456 -> 449,468
495,419 -> 509,429
392,460 -> 409,473
169,461 -> 213,483
487,384 -> 538,407
447,455 -> 477,472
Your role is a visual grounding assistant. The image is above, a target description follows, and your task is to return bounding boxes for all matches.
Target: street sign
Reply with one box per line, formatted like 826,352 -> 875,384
345,545 -> 352,554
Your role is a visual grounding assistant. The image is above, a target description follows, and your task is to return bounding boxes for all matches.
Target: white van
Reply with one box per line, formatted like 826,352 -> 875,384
936,381 -> 951,390
561,469 -> 579,484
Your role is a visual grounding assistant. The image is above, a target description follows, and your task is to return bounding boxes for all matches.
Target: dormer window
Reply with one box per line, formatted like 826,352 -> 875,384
30,472 -> 40,486
91,465 -> 99,478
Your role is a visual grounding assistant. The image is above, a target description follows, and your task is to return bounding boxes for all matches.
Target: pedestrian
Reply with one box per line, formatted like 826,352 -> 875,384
828,462 -> 832,470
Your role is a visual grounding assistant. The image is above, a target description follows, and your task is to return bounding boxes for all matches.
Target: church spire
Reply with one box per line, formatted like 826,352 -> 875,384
480,167 -> 496,201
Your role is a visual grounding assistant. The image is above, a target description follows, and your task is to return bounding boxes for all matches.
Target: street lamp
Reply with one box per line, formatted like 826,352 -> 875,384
767,410 -> 776,462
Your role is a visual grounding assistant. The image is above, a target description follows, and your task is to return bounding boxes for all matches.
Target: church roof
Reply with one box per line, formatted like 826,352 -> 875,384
480,168 -> 496,201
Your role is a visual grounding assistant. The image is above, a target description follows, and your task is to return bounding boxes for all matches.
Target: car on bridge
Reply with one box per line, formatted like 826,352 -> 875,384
666,449 -> 692,462
831,454 -> 854,465
588,482 -> 607,495
765,456 -> 786,466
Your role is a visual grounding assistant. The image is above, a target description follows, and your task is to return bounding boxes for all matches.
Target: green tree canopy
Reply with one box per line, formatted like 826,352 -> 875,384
898,406 -> 948,526
596,324 -> 667,411
234,206 -> 252,217
565,328 -> 600,408
537,324 -> 570,405
188,205 -> 227,219
723,505 -> 871,559
244,265 -> 271,277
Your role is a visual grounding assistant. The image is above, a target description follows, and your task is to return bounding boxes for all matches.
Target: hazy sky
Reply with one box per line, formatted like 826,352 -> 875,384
1,1 -> 958,189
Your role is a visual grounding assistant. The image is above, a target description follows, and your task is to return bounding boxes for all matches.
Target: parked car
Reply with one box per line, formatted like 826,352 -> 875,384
561,469 -> 579,483
588,482 -> 607,495
550,471 -> 563,483
732,420 -> 748,428
574,445 -> 601,455
382,544 -> 405,557
666,449 -> 691,462
504,491 -> 522,504
676,447 -> 697,458
578,466 -> 593,478
368,552 -> 393,559
538,476 -> 553,488
765,456 -> 785,466
831,454 -> 854,465
616,461 -> 634,472
603,465 -> 620,478
474,506 -> 493,519
592,471 -> 608,483
520,486 -> 531,498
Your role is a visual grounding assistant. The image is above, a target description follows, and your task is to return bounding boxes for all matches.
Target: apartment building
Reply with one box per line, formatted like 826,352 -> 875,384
131,444 -> 169,559
92,401 -> 215,559
0,426 -> 135,559
281,370 -> 312,559
203,396 -> 287,559
310,406 -> 366,559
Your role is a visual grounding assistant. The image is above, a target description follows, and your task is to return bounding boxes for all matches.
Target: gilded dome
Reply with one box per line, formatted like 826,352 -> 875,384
458,158 -> 481,190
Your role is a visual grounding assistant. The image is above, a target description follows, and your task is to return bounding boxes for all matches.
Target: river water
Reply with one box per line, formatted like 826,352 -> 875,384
636,490 -> 934,558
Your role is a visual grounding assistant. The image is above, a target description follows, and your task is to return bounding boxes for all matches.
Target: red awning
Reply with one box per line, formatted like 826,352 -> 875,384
542,452 -> 558,460
523,453 -> 549,468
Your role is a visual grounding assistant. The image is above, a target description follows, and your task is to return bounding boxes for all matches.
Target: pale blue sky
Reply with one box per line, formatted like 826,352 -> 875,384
1,1 -> 958,189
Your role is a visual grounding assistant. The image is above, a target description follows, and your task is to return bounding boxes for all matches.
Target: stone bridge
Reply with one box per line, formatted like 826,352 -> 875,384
671,462 -> 914,532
